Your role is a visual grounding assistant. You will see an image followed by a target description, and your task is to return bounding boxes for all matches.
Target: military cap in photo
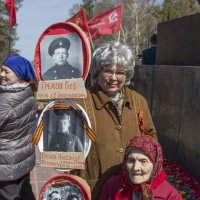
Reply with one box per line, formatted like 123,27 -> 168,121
48,37 -> 70,56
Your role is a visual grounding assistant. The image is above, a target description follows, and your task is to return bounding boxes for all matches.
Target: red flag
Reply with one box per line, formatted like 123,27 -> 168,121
4,0 -> 16,27
67,8 -> 90,37
88,5 -> 123,40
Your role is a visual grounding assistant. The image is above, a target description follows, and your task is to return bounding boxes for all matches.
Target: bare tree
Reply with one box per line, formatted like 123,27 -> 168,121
121,0 -> 158,56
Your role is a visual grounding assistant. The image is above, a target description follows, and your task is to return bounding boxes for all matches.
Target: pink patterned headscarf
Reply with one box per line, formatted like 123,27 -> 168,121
116,135 -> 166,200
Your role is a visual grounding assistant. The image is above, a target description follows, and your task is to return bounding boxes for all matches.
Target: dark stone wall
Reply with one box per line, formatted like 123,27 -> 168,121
156,13 -> 200,66
133,65 -> 200,181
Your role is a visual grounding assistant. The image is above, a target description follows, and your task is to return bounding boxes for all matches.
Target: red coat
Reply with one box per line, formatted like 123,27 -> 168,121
99,175 -> 182,200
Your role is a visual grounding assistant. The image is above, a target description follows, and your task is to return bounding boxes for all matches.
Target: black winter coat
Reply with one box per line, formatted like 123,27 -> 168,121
0,84 -> 37,181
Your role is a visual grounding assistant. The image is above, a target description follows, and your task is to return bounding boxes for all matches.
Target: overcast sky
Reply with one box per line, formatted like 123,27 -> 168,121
14,0 -> 82,62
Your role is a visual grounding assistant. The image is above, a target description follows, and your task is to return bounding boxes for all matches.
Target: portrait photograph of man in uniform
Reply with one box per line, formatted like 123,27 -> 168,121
42,109 -> 90,153
40,33 -> 83,80
43,184 -> 84,200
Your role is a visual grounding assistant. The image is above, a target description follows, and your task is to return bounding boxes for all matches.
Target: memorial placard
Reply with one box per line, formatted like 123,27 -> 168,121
39,174 -> 91,200
36,78 -> 86,100
34,22 -> 91,99
32,99 -> 95,171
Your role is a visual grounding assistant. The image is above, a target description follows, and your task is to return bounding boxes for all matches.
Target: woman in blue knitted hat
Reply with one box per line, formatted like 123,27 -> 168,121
0,54 -> 37,200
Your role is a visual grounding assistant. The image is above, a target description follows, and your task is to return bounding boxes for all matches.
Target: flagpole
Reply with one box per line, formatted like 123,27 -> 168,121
120,25 -> 125,43
89,33 -> 95,52
118,26 -> 121,42
8,26 -> 11,56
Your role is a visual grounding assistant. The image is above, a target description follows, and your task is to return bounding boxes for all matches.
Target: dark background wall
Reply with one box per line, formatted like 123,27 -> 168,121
133,65 -> 200,181
133,12 -> 200,181
156,13 -> 200,66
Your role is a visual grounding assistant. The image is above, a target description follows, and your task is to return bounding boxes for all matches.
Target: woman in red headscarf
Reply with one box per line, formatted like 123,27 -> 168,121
99,135 -> 182,200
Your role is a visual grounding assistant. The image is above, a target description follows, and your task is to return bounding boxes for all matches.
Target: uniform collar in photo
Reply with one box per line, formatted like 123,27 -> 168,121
0,82 -> 29,92
2,54 -> 37,81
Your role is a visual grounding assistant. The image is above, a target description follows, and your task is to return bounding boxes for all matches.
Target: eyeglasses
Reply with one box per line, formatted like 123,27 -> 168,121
102,69 -> 127,79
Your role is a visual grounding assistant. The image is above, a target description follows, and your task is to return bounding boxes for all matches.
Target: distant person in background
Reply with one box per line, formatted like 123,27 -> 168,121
42,37 -> 81,80
142,33 -> 157,65
48,113 -> 83,152
0,54 -> 37,200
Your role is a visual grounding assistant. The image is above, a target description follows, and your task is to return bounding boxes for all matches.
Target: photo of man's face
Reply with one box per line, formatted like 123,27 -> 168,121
58,115 -> 71,134
48,190 -> 61,200
40,33 -> 83,80
42,110 -> 87,153
51,193 -> 61,200
41,108 -> 91,154
52,48 -> 68,66
42,182 -> 84,200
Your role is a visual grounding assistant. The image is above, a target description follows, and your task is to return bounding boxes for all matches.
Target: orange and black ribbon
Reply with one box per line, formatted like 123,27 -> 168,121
32,102 -> 96,145
138,110 -> 156,138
